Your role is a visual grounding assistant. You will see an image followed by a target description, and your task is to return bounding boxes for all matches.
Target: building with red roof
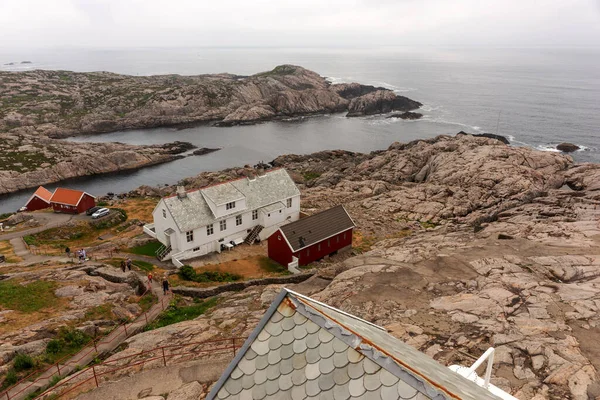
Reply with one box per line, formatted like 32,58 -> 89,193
50,188 -> 96,214
23,186 -> 54,211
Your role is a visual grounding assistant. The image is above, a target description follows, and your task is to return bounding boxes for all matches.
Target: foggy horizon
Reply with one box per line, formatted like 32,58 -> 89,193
2,0 -> 600,50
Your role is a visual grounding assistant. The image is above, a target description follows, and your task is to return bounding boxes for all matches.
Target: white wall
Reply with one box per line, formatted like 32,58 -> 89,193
214,198 -> 247,219
152,200 -> 181,251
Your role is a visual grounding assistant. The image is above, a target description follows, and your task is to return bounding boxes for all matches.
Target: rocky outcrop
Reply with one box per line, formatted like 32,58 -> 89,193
192,148 -> 220,156
0,65 -> 420,138
387,111 -> 423,120
557,142 -> 580,153
0,133 -> 195,194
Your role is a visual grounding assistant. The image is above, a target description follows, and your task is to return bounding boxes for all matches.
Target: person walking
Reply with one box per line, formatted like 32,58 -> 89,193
126,257 -> 132,271
121,260 -> 126,272
147,272 -> 153,284
82,248 -> 87,261
65,246 -> 71,258
162,274 -> 169,295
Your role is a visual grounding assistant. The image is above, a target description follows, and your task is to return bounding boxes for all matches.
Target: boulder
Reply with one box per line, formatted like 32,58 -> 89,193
167,381 -> 204,400
556,142 -> 580,153
387,111 -> 423,120
192,148 -> 220,156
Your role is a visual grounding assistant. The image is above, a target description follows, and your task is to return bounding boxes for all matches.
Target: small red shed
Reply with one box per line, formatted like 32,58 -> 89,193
268,205 -> 355,267
50,188 -> 96,214
23,186 -> 53,211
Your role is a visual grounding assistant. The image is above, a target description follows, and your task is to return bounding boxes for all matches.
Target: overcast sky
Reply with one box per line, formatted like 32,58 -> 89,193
1,0 -> 599,49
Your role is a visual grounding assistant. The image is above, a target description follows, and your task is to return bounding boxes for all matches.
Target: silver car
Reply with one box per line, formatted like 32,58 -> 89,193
91,208 -> 110,219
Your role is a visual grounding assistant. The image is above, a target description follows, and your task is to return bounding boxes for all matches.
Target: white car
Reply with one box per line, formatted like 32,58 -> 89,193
91,208 -> 110,219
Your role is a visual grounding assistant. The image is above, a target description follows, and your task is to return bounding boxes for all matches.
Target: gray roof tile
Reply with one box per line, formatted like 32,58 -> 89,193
267,349 -> 282,365
305,362 -> 321,380
319,356 -> 335,375
291,385 -> 307,400
348,377 -> 366,397
333,381 -> 351,400
305,378 -> 321,397
292,353 -> 307,370
363,357 -> 381,374
319,341 -> 335,359
252,383 -> 266,400
333,351 -> 350,369
291,368 -> 308,386
333,368 -> 351,386
347,361 -> 365,379
364,373 -> 382,391
279,357 -> 294,375
305,347 -> 320,364
242,374 -> 255,390
279,372 -> 294,391
280,344 -> 294,360
163,168 -> 299,233
255,354 -> 268,370
254,368 -> 267,385
282,317 -> 296,331
318,371 -> 336,391
292,339 -> 307,354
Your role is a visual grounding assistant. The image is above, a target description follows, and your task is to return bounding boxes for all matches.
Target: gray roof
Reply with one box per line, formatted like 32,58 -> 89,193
202,184 -> 245,206
207,289 -> 503,400
162,169 -> 300,233
260,202 -> 285,213
280,205 -> 355,252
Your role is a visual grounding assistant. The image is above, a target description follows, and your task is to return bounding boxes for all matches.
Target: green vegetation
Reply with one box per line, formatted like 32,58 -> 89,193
0,150 -> 56,173
84,304 -> 113,321
91,208 -> 127,230
0,212 -> 13,220
23,234 -> 37,246
126,241 -> 162,257
138,292 -> 157,312
419,220 -> 439,229
0,280 -> 57,312
133,260 -> 154,272
178,265 -> 242,283
258,256 -> 289,274
44,327 -> 90,363
1,368 -> 17,390
302,171 -> 321,181
97,201 -> 108,207
13,353 -> 34,372
145,297 -> 218,331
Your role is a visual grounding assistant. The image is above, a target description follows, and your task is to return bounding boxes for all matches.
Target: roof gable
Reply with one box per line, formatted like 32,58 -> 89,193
279,205 -> 355,252
162,169 -> 300,232
207,289 -> 504,400
25,186 -> 53,206
50,188 -> 94,206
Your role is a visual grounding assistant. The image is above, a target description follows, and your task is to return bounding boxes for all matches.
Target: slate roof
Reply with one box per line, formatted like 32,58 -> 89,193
202,183 -> 245,206
49,188 -> 95,206
26,186 -> 53,205
279,205 -> 355,252
162,169 -> 300,233
207,289 -> 503,400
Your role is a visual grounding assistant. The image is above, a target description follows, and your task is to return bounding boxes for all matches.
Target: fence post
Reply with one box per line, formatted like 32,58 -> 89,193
161,348 -> 167,367
144,312 -> 148,324
92,366 -> 99,387
56,362 -> 61,377
93,337 -> 98,353
123,323 -> 128,336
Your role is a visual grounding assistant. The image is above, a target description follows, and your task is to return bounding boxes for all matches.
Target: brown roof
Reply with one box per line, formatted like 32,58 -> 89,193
31,186 -> 53,203
279,205 -> 355,252
50,188 -> 94,206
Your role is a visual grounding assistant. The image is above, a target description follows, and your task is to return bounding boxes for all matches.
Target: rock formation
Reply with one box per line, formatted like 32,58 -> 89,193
387,111 -> 423,120
0,65 -> 420,137
557,142 -> 580,153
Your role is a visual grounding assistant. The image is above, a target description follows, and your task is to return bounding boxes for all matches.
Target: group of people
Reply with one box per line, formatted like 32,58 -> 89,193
146,272 -> 169,295
65,247 -> 87,263
120,257 -> 132,272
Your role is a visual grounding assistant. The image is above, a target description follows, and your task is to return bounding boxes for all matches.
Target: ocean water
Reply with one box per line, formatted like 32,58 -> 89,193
0,47 -> 599,213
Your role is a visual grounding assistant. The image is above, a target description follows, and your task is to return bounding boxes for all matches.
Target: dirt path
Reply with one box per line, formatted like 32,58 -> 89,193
0,212 -> 74,241
3,272 -> 172,400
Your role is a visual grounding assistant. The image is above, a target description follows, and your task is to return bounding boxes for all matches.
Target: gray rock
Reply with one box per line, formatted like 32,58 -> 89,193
167,381 -> 204,400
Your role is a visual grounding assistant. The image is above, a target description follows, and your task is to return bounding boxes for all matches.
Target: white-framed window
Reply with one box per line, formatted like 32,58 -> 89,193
186,231 -> 194,242
193,247 -> 200,252
226,202 -> 235,210
162,209 -> 166,218
220,220 -> 227,231
206,224 -> 214,235
343,232 -> 347,240
287,198 -> 292,208
236,215 -> 242,226
252,210 -> 258,220
317,244 -> 321,251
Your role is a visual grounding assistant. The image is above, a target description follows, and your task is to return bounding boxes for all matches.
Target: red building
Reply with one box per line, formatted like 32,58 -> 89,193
50,188 -> 96,214
268,205 -> 355,267
23,186 -> 53,211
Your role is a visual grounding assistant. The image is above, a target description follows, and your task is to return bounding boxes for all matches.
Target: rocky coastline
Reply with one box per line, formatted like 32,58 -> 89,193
0,64 -> 421,195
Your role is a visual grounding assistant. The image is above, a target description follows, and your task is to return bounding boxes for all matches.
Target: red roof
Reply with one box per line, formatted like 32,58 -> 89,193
31,186 -> 53,203
50,188 -> 94,206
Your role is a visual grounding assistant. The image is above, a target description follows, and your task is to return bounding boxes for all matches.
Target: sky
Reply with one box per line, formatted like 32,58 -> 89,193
0,0 -> 599,49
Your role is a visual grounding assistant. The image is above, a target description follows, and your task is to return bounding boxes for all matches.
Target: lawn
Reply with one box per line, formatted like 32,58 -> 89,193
258,256 -> 288,274
0,280 -> 57,312
126,241 -> 162,257
145,297 -> 218,330
133,260 -> 155,272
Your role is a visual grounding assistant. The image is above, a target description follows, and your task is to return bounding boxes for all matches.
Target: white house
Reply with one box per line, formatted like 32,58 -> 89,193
143,168 -> 301,266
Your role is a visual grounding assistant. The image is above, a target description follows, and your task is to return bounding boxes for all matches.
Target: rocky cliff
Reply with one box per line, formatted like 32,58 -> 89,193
0,65 -> 421,137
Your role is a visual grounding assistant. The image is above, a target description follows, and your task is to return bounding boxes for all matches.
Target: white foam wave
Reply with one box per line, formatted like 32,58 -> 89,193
535,145 -> 561,153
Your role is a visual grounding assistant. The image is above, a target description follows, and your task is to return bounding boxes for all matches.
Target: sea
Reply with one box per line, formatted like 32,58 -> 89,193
0,47 -> 599,213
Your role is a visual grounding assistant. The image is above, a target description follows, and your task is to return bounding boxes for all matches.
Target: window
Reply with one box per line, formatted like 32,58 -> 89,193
337,235 -> 340,243
252,210 -> 258,220
287,198 -> 292,208
162,209 -> 166,218
306,249 -> 310,257
186,231 -> 194,243
236,215 -> 242,226
343,232 -> 347,240
226,202 -> 235,210
206,224 -> 214,235
328,239 -> 331,247
193,247 -> 200,252
220,220 -> 227,231
318,244 -> 321,251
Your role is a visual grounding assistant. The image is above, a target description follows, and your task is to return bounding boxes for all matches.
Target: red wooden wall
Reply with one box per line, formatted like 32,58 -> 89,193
268,228 -> 353,267
25,197 -> 50,211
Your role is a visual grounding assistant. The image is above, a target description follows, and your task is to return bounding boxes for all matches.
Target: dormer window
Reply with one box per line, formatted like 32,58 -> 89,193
226,202 -> 235,210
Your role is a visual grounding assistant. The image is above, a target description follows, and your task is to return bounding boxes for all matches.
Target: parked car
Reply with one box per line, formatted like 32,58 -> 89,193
86,206 -> 101,216
91,208 -> 110,219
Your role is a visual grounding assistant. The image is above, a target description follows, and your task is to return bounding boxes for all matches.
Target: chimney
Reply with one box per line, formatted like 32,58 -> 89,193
176,186 -> 187,199
246,170 -> 256,182
298,236 -> 305,248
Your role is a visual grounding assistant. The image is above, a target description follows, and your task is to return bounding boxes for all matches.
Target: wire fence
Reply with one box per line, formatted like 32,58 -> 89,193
1,287 -> 166,400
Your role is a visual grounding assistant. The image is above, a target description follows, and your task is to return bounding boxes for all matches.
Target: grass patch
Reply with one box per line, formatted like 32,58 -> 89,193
23,234 -> 38,246
1,368 -> 17,390
84,304 -> 114,321
0,212 -> 13,221
0,280 -> 57,312
90,208 -> 127,230
126,241 -> 162,257
13,353 -> 34,372
419,220 -> 439,229
138,292 -> 157,313
43,327 -> 90,364
178,265 -> 242,283
133,260 -> 154,272
145,297 -> 218,331
302,171 -> 321,181
257,256 -> 288,274
0,240 -> 22,263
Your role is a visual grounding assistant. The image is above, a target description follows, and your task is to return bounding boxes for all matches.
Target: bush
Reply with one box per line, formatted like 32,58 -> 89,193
178,265 -> 241,283
13,353 -> 34,372
1,368 -> 17,389
145,297 -> 218,331
23,235 -> 38,246
46,339 -> 62,355
45,327 -> 90,357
